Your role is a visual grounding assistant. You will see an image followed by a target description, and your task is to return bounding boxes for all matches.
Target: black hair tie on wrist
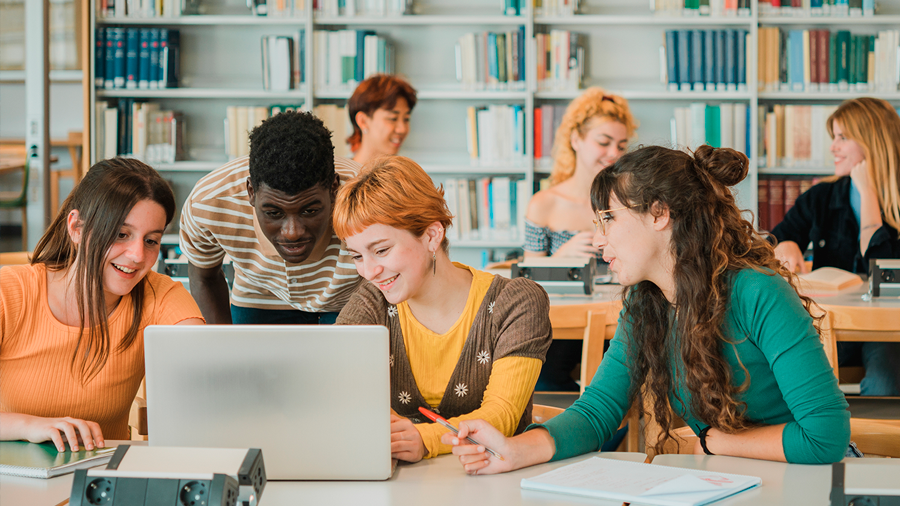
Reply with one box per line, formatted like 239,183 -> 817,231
698,426 -> 715,455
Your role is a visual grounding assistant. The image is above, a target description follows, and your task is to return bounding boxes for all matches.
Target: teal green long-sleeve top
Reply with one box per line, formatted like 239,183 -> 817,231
535,268 -> 850,464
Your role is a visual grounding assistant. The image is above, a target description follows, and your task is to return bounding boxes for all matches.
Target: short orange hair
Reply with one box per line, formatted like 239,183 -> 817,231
333,156 -> 454,252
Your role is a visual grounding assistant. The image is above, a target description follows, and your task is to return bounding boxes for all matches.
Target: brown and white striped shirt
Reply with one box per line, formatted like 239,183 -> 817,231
179,155 -> 363,312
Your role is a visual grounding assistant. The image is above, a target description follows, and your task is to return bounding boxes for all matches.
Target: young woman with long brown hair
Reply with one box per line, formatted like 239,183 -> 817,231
0,158 -> 203,451
773,97 -> 900,395
333,156 -> 551,463
442,144 -> 850,473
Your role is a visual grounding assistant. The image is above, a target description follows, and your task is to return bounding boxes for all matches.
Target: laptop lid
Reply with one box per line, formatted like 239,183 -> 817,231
144,325 -> 391,480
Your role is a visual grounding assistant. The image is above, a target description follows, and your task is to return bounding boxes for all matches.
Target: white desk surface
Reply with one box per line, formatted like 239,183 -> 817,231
0,449 -> 645,506
652,454 -> 900,506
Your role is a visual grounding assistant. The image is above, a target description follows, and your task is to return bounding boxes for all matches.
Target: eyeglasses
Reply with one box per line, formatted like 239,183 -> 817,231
592,203 -> 642,236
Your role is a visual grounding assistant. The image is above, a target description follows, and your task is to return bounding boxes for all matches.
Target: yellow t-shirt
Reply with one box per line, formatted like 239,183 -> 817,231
398,263 -> 542,458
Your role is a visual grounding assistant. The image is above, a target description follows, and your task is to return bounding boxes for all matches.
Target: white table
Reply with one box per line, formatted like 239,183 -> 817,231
652,454 -> 900,506
0,450 -> 646,506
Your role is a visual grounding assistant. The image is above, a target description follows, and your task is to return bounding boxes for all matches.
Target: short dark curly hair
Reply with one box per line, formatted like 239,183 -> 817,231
249,111 -> 335,194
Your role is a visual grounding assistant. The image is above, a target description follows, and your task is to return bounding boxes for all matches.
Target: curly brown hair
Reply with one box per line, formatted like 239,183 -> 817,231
591,144 -> 821,454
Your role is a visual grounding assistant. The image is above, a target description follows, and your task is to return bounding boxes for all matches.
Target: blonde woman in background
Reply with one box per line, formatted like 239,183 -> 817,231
524,88 -> 637,393
524,88 -> 638,260
773,97 -> 900,396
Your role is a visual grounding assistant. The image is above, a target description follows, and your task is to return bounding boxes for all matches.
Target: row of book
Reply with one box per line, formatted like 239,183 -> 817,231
663,29 -> 749,92
313,30 -> 394,90
651,0 -> 751,17
314,0 -> 411,17
249,0 -> 307,17
671,102 -> 749,155
98,0 -> 199,18
224,106 -> 271,160
261,34 -> 306,91
761,104 -> 836,169
759,0 -> 876,16
758,175 -> 817,232
454,29 -> 527,91
94,27 -> 179,90
533,0 -> 580,17
95,99 -> 184,163
533,104 -> 566,160
535,30 -> 585,92
0,0 -> 78,72
442,177 -> 529,242
758,28 -> 900,93
465,105 -> 527,164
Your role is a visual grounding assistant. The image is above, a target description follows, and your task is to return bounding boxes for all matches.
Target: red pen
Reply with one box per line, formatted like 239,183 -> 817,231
417,406 -> 505,461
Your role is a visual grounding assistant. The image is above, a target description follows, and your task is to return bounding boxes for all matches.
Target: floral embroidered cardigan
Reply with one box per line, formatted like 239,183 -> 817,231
335,275 -> 553,436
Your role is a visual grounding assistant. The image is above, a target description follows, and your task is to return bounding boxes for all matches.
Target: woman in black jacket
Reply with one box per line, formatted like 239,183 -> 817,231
772,97 -> 900,396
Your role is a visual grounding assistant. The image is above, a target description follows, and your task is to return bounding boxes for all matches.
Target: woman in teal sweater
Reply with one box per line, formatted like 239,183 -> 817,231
443,145 -> 850,471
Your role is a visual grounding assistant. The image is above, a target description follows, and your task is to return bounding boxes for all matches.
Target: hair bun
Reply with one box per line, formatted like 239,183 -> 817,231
693,145 -> 748,187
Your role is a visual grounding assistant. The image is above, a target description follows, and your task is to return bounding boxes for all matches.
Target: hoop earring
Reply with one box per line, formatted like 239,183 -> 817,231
433,251 -> 436,276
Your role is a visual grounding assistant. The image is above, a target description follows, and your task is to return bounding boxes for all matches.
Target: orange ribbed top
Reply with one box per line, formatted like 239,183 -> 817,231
0,263 -> 203,439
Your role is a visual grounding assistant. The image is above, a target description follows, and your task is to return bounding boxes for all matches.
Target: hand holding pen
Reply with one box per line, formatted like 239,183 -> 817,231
418,407 -> 506,462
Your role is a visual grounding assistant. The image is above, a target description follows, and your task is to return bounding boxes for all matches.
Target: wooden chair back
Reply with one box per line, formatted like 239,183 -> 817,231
0,251 -> 30,265
532,404 -> 564,424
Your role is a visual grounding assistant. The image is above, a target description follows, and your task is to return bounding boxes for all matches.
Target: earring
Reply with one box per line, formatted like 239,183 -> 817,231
433,251 -> 436,276
362,128 -> 369,134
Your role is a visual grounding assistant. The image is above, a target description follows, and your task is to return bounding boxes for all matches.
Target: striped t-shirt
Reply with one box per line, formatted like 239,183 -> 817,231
179,155 -> 363,312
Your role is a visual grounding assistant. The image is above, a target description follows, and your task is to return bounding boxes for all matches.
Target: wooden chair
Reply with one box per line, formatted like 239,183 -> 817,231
0,145 -> 29,250
49,131 -> 84,217
532,404 -> 564,424
129,378 -> 148,441
548,300 -> 642,451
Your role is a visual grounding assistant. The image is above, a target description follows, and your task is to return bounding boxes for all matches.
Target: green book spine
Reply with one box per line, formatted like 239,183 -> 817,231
828,32 -> 837,84
341,56 -> 354,83
837,30 -> 850,84
705,105 -> 721,148
685,0 -> 700,11
848,35 -> 857,85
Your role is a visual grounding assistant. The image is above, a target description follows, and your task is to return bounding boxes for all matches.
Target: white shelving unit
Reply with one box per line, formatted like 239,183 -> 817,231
84,0 -> 900,260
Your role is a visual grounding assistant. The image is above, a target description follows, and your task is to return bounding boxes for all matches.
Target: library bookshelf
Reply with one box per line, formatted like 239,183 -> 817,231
81,0 -> 900,263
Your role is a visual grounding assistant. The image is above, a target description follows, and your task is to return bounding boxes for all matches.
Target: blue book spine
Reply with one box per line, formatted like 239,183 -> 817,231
665,30 -> 679,90
164,29 -> 180,88
677,30 -> 691,91
811,0 -> 823,6
715,30 -> 726,90
487,33 -> 498,83
355,30 -> 371,82
158,29 -> 168,89
789,30 -> 804,90
704,29 -> 716,91
113,28 -> 125,89
862,0 -> 873,13
138,29 -> 150,90
724,29 -> 736,90
95,28 -> 105,88
148,28 -> 160,90
736,29 -> 747,89
518,26 -> 525,83
299,29 -> 305,84
125,28 -> 138,89
104,28 -> 115,89
691,30 -> 704,91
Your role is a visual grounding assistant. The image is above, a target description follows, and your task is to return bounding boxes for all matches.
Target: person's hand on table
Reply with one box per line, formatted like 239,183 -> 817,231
18,414 -> 104,452
441,419 -> 516,475
391,413 -> 426,462
552,232 -> 597,259
773,241 -> 808,274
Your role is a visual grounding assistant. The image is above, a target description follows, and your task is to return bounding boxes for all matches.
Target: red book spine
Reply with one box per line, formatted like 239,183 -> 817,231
809,30 -> 819,85
758,177 -> 771,231
534,107 -> 543,159
818,30 -> 830,84
784,177 -> 801,214
769,177 -> 786,229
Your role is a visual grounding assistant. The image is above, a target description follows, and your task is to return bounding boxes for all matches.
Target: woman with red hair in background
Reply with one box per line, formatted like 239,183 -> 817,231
347,74 -> 417,166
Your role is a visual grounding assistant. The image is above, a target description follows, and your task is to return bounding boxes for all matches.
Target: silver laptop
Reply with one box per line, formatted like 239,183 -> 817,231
144,325 -> 392,480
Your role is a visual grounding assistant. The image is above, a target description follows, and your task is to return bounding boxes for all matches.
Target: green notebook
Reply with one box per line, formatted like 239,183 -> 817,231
0,441 -> 116,479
